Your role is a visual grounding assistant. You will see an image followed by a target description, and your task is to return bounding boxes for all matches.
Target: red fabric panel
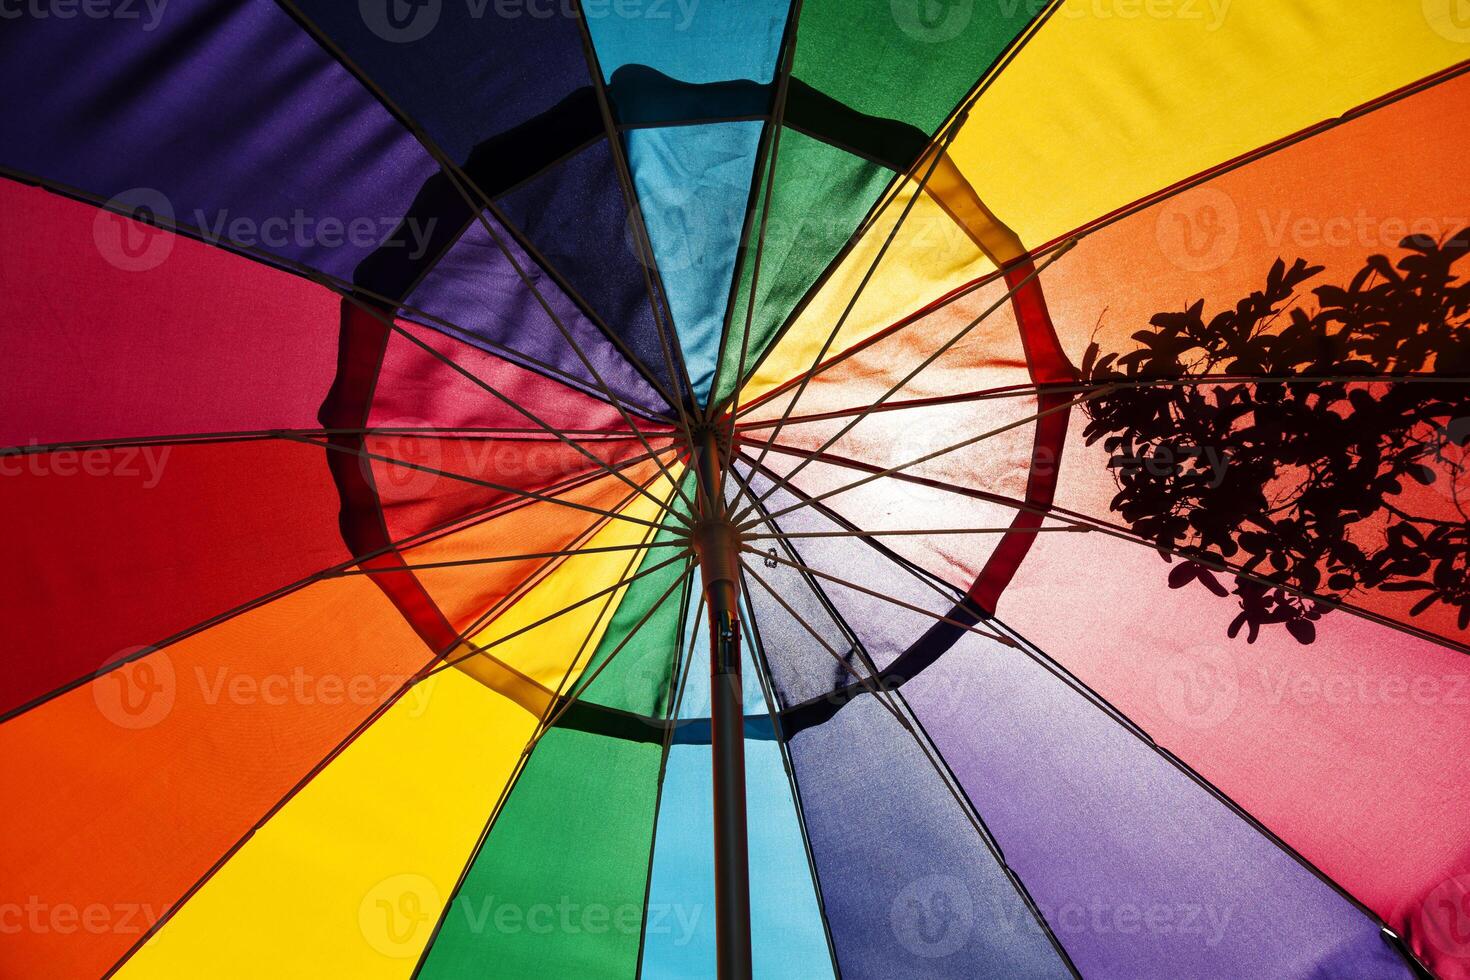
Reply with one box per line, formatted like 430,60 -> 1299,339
0,439 -> 353,715
0,180 -> 340,446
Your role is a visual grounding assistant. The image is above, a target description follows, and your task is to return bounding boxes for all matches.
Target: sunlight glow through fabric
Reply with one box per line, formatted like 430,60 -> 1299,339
2,1 -> 1469,978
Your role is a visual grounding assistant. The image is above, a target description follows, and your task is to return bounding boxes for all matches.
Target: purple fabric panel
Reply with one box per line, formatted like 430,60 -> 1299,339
405,212 -> 664,415
783,693 -> 1071,980
903,631 -> 1413,979
0,0 -> 438,282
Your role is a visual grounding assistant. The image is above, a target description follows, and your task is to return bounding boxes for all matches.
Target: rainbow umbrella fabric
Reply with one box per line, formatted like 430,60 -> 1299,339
2,1 -> 1470,978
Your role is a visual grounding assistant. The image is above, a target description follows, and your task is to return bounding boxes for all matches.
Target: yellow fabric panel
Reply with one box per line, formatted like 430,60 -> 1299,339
462,468 -> 680,698
114,668 -> 536,979
741,0 -> 1467,404
115,477 -> 682,979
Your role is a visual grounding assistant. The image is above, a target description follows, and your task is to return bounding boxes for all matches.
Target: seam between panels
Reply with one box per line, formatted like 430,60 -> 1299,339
569,0 -> 700,416
270,0 -> 687,415
761,479 -> 1432,980
982,615 -> 1436,978
704,0 -> 804,412
887,685 -> 1085,980
738,573 -> 845,980
0,167 -> 673,424
724,0 -> 1067,402
634,570 -> 699,979
746,486 -> 1082,978
99,475 -> 653,979
741,57 -> 1470,416
407,536 -> 663,979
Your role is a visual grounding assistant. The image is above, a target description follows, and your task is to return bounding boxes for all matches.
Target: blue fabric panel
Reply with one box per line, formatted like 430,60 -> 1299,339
643,604 -> 832,977
626,123 -> 761,402
783,692 -> 1071,980
586,0 -> 788,88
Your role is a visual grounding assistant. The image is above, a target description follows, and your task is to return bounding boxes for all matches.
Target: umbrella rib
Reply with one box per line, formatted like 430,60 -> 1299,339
733,108 -> 968,511
279,430 -> 676,531
704,0 -> 804,434
274,2 -> 699,514
744,546 -> 1015,648
505,562 -> 696,740
754,439 -> 1470,657
274,0 -> 688,417
0,453 -> 655,727
739,373 -> 1470,430
570,3 -> 704,446
0,426 -> 664,458
408,535 -> 673,976
738,385 -> 1107,531
3,165 -> 676,426
365,296 -> 695,521
746,526 -> 1087,540
328,539 -> 690,576
728,241 -> 1078,525
425,549 -> 694,682
740,561 -> 912,730
723,0 -> 1069,412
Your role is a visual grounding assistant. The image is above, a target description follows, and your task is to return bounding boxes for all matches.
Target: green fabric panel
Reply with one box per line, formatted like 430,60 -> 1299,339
792,0 -> 1036,134
417,727 -> 663,978
713,129 -> 888,404
581,471 -> 695,716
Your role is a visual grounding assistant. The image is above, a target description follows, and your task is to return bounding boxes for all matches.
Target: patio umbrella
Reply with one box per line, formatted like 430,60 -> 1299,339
1,1 -> 1468,978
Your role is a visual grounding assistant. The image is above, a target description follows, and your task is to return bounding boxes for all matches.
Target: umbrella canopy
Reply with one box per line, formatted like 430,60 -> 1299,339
2,2 -> 1468,978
